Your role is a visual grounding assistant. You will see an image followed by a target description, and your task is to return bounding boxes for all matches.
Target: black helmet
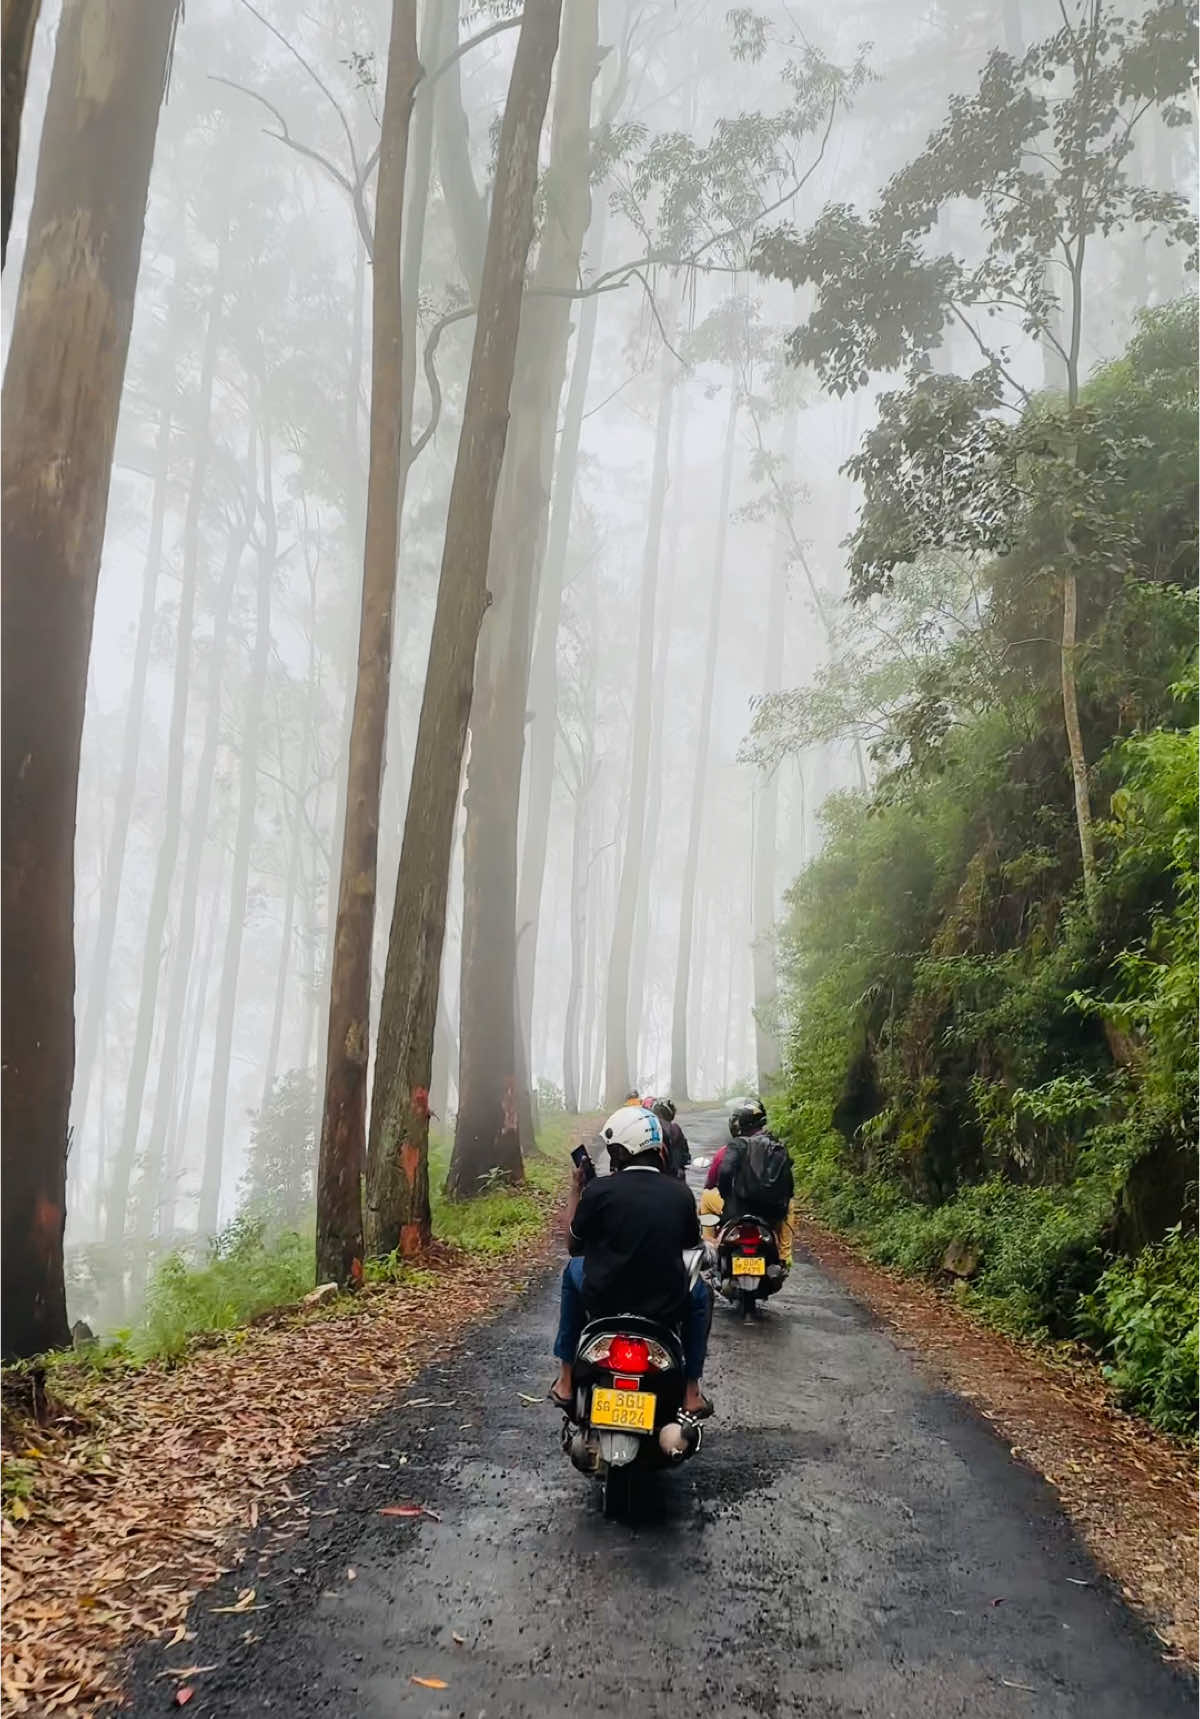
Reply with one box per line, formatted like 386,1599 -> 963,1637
729,1097 -> 767,1138
652,1097 -> 676,1123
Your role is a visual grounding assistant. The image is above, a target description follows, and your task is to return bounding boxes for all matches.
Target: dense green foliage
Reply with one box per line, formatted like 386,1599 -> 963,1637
773,303 -> 1198,1435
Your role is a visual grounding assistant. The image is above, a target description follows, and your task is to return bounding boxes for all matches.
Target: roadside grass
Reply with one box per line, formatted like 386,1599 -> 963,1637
25,1115 -> 585,1383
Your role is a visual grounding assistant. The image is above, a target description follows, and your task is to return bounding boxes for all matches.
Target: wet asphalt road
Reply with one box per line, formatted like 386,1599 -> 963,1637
128,1105 -> 1195,1718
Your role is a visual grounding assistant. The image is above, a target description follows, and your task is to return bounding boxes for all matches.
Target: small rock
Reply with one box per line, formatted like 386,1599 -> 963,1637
303,1283 -> 339,1307
941,1239 -> 980,1279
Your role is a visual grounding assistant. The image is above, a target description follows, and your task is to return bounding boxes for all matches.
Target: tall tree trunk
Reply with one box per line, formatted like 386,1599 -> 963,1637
670,380 -> 739,1101
453,0 -> 598,1194
197,433 -> 275,1235
603,325 -> 678,1103
562,570 -> 598,1113
137,464 -> 254,1234
1,0 -> 179,1359
73,392 -> 173,1136
433,0 -> 485,297
315,0 -> 420,1286
261,583 -> 319,1114
1060,253 -> 1097,915
628,388 -> 688,1069
0,0 -> 40,266
367,0 -> 563,1240
752,408 -> 796,1091
515,198 -> 606,1111
105,233 -> 227,1248
161,823 -> 226,1238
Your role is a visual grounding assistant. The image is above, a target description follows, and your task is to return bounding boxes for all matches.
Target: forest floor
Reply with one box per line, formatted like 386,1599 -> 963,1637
791,1213 -> 1199,1666
0,1178 -> 576,1717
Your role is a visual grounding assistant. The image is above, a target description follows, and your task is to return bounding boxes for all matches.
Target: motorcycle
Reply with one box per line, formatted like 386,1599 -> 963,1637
710,1213 -> 787,1318
561,1249 -> 706,1518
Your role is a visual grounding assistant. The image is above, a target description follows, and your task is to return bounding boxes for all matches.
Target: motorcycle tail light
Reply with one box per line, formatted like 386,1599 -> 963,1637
608,1335 -> 649,1374
740,1242 -> 759,1255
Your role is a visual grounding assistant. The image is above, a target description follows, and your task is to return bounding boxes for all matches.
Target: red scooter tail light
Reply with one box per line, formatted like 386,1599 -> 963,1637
607,1335 -> 650,1374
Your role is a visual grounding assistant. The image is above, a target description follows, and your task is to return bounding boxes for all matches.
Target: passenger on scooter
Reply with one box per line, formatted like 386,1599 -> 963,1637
717,1099 -> 796,1265
549,1105 -> 713,1420
653,1098 -> 690,1180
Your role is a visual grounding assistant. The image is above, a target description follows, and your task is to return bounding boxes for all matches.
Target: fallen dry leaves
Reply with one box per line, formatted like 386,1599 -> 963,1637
794,1213 -> 1199,1665
0,1225 -> 563,1717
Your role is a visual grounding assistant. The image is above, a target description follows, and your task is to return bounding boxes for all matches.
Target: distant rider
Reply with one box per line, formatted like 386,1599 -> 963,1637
653,1098 -> 690,1181
550,1105 -> 713,1419
716,1098 -> 796,1265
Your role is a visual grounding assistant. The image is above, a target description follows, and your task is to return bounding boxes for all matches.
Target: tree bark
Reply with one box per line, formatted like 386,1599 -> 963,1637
197,430 -> 276,1235
1060,251 -> 1098,915
452,0 -> 597,1194
1,0 -> 179,1359
1,0 -> 41,266
603,324 -> 678,1104
752,407 -> 796,1091
670,379 -> 739,1102
515,197 -> 605,1114
72,390 -> 173,1137
105,231 -> 227,1248
315,0 -> 420,1286
367,0 -> 563,1241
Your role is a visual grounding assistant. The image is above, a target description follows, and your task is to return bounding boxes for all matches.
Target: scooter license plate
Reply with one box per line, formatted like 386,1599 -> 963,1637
590,1387 -> 655,1432
732,1255 -> 766,1277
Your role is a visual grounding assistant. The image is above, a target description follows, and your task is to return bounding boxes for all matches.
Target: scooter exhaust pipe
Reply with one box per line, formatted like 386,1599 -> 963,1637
658,1419 -> 701,1462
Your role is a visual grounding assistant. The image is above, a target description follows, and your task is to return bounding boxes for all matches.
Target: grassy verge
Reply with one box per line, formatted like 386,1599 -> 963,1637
35,1116 -> 584,1374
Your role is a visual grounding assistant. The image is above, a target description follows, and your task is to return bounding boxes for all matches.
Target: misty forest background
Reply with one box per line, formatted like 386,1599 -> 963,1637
2,0 -> 1196,1433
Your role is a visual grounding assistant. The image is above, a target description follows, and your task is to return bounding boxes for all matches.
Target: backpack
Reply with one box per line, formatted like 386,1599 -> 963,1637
732,1132 -> 792,1219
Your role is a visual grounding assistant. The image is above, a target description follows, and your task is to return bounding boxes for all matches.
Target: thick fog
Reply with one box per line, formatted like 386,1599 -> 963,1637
6,0 -> 1191,1328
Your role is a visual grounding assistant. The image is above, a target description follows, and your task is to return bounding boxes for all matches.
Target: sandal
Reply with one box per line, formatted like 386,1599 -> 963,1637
682,1394 -> 714,1421
548,1385 -> 573,1413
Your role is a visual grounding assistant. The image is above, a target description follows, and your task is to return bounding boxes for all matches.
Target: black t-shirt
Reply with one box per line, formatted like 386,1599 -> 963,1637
568,1165 -> 700,1323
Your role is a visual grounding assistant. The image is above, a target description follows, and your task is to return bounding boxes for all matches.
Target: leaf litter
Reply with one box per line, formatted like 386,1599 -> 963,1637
0,1224 -> 562,1717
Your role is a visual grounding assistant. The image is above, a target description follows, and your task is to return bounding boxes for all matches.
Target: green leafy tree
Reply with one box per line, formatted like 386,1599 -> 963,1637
754,0 -> 1197,914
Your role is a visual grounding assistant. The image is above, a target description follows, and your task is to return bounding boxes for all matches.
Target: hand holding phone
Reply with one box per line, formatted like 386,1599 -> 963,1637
570,1143 -> 596,1184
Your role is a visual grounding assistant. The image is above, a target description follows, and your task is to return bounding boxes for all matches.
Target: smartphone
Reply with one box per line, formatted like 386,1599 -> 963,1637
570,1143 -> 596,1184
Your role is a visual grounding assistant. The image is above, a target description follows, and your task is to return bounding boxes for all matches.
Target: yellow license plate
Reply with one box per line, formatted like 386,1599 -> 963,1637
590,1387 -> 655,1432
732,1255 -> 766,1277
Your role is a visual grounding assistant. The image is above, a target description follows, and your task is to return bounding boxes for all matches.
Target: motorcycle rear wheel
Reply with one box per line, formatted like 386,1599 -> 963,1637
602,1463 -> 634,1520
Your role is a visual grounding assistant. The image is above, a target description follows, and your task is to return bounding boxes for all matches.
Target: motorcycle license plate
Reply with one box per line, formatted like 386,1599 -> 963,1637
590,1387 -> 655,1432
732,1255 -> 766,1277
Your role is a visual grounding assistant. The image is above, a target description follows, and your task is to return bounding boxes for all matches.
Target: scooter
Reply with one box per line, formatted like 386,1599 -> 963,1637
561,1249 -> 706,1518
711,1213 -> 787,1317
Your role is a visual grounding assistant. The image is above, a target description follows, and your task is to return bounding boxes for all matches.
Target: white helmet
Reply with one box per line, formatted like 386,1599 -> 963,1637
601,1104 -> 663,1157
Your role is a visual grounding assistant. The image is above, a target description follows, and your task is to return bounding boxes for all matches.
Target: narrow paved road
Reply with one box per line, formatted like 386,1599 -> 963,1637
130,1106 -> 1195,1718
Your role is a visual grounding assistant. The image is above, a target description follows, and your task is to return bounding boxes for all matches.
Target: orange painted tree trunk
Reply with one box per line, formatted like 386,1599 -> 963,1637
366,0 -> 563,1252
315,0 -> 420,1286
1,0 -> 180,1359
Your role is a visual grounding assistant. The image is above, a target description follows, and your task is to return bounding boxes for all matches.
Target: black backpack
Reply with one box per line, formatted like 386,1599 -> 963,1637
733,1132 -> 792,1218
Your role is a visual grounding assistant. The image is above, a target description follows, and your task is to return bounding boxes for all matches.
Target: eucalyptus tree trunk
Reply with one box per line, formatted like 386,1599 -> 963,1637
367,0 -> 563,1240
316,0 -> 420,1286
453,0 -> 598,1193
562,572 -> 599,1113
1,0 -> 179,1359
262,586 -> 319,1114
106,231 -> 227,1248
73,391 -> 173,1136
161,820 -> 226,1238
628,391 -> 688,1069
603,327 -> 678,1104
1060,252 -> 1098,915
515,198 -> 606,1106
0,0 -> 40,266
198,433 -> 276,1235
670,380 -> 739,1102
752,408 -> 796,1091
137,452 -> 256,1234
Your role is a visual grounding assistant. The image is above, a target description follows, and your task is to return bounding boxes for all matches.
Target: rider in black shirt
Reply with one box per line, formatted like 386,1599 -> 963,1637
550,1105 -> 713,1418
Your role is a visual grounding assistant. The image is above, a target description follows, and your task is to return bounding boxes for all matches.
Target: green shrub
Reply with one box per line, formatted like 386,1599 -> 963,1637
1079,1226 -> 1199,1436
136,1214 -> 315,1360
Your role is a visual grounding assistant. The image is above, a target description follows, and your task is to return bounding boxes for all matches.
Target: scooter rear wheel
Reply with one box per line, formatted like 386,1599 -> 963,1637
602,1463 -> 634,1520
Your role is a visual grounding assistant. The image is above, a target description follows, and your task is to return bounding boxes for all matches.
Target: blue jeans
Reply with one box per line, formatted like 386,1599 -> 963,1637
552,1256 -> 711,1381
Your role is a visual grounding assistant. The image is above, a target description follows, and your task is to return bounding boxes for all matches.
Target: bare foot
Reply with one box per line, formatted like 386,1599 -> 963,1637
553,1365 -> 572,1401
